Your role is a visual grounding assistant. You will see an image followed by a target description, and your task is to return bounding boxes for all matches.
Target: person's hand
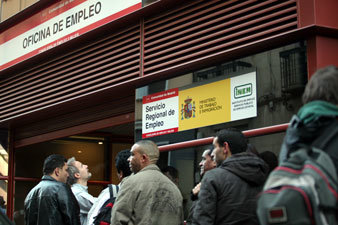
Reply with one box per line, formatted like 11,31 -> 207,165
192,182 -> 201,196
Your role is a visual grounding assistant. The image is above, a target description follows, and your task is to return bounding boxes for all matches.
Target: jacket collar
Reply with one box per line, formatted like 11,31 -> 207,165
139,164 -> 160,173
72,183 -> 88,191
41,175 -> 58,182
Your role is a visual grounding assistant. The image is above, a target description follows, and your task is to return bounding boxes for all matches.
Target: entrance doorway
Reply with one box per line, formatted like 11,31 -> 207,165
13,121 -> 134,225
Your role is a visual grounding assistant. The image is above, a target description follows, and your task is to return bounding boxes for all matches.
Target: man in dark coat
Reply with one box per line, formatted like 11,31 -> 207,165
192,128 -> 268,225
24,154 -> 81,225
186,147 -> 216,225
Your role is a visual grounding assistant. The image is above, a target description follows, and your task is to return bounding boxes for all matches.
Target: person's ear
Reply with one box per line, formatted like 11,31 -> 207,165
55,167 -> 60,177
74,172 -> 80,179
118,171 -> 124,180
224,142 -> 232,156
223,142 -> 229,155
142,154 -> 149,163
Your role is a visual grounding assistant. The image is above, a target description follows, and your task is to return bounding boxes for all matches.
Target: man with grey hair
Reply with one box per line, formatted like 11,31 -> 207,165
67,157 -> 97,225
111,140 -> 184,225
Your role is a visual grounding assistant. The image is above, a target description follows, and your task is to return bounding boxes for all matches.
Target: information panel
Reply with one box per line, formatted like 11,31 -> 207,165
142,89 -> 179,139
142,72 -> 257,138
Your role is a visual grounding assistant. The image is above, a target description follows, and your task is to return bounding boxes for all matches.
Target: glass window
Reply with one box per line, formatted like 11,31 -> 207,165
14,133 -> 133,225
135,41 -> 307,144
0,179 -> 7,216
13,181 -> 35,225
0,130 -> 8,177
0,129 -> 9,217
15,138 -> 106,182
135,41 -> 307,218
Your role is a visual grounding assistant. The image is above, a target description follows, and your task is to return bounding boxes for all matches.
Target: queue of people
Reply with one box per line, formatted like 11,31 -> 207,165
22,65 -> 338,225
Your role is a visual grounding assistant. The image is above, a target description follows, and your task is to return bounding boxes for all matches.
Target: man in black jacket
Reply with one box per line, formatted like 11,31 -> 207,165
24,154 -> 81,225
186,147 -> 216,225
192,128 -> 268,225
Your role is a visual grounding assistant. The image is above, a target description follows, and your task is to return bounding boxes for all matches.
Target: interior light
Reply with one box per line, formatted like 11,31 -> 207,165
98,141 -> 103,145
78,150 -> 82,154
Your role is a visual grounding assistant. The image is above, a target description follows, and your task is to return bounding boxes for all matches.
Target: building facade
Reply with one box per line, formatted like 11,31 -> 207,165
0,0 -> 337,223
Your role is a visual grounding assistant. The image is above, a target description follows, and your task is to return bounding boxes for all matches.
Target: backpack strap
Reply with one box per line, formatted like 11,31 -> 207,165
311,120 -> 338,150
108,184 -> 114,198
108,184 -> 120,199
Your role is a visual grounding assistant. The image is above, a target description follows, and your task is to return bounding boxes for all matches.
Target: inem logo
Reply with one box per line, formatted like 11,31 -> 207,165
234,83 -> 252,99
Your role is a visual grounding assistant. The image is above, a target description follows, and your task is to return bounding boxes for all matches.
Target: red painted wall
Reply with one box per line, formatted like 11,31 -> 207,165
298,0 -> 338,77
298,0 -> 338,28
307,36 -> 338,78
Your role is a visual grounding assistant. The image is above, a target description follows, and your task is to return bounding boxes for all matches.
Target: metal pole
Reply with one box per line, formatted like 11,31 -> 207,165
158,123 -> 289,152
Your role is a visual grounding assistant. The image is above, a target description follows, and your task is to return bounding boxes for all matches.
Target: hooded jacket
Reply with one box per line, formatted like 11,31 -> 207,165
24,175 -> 81,225
192,153 -> 268,225
279,101 -> 338,176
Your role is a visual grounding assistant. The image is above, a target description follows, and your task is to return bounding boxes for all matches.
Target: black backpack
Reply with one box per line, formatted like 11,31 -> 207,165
93,184 -> 119,225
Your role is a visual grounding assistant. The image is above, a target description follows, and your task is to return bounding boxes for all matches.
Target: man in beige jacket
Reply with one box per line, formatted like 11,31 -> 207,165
111,140 -> 184,225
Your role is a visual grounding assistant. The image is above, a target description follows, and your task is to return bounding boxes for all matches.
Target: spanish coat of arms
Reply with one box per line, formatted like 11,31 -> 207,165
181,97 -> 195,120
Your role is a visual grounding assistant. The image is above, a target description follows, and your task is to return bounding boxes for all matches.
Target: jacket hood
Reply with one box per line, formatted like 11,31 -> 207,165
220,152 -> 268,185
298,101 -> 338,125
282,114 -> 336,153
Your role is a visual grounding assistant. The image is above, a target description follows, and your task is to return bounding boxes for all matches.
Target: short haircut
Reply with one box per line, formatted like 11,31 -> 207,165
135,140 -> 159,163
246,143 -> 259,156
43,154 -> 67,175
302,65 -> 338,105
205,146 -> 213,156
161,166 -> 179,180
66,157 -> 79,185
115,149 -> 132,177
216,128 -> 247,155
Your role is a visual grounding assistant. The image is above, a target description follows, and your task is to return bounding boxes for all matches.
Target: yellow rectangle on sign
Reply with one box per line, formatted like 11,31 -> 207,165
179,79 -> 231,131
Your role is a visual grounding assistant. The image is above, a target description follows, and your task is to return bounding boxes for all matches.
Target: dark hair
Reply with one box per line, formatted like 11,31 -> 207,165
43,154 -> 67,175
161,166 -> 179,180
205,145 -> 214,156
115,149 -> 131,177
0,196 -> 5,206
216,128 -> 247,154
259,151 -> 278,174
246,143 -> 259,156
302,65 -> 338,105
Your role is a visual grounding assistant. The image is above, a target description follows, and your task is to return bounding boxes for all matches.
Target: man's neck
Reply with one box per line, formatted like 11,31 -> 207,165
49,173 -> 62,182
141,162 -> 152,170
77,179 -> 88,186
